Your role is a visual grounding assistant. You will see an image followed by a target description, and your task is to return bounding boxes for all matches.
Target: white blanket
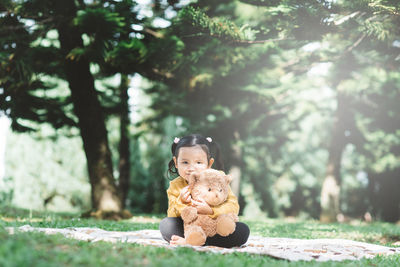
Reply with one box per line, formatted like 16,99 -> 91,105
6,225 -> 400,262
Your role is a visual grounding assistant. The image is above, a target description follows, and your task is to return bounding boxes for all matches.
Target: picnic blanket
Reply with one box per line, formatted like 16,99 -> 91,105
6,225 -> 400,262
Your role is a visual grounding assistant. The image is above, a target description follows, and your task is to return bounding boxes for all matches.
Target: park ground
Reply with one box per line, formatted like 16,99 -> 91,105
1,206 -> 400,267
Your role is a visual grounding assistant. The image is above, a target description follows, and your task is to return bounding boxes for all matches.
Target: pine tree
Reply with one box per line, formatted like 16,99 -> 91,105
137,0 -> 400,221
1,0 -> 139,217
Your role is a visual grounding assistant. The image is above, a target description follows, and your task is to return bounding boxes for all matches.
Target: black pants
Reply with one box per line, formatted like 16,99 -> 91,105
159,217 -> 250,248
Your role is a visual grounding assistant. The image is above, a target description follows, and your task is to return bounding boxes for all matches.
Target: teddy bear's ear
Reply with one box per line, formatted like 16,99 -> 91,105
225,174 -> 233,184
189,171 -> 200,185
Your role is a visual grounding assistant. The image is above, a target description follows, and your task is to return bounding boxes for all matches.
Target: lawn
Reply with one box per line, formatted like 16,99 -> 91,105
1,207 -> 399,267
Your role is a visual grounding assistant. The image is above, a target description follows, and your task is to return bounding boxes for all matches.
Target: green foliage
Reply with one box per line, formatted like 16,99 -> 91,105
3,124 -> 90,213
0,176 -> 13,205
177,6 -> 250,41
106,39 -> 148,72
73,8 -> 126,63
0,10 -> 74,131
138,0 -> 400,222
75,8 -> 126,36
1,0 -> 399,222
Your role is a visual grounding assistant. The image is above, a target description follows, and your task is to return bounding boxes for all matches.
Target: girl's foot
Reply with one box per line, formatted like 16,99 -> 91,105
170,235 -> 186,245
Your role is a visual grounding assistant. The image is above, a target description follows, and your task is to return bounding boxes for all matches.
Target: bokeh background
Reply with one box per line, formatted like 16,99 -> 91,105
1,0 -> 399,223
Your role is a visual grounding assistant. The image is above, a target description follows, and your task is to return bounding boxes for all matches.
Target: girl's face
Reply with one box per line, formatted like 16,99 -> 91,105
173,145 -> 214,181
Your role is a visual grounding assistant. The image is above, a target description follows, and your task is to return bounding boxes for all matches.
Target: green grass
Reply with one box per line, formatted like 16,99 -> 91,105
1,206 -> 399,267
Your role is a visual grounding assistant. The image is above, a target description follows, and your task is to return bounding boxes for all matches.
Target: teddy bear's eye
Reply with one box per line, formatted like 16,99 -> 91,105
208,188 -> 211,192
219,189 -> 222,192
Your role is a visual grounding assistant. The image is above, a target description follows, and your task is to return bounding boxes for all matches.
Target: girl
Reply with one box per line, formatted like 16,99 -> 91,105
159,134 -> 250,248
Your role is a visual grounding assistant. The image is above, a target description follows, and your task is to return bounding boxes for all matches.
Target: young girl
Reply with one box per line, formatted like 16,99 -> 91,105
159,134 -> 250,248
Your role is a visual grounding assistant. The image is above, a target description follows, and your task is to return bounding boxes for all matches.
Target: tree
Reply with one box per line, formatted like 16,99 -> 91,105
137,0 -> 400,221
0,0 -> 138,217
2,0 -> 398,221
318,0 -> 400,222
137,5 -> 283,206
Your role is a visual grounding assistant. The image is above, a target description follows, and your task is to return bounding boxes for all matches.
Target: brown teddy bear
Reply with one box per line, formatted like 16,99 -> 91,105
181,169 -> 239,246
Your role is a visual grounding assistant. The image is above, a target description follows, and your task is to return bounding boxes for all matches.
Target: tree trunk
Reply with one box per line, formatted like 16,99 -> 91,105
229,165 -> 241,199
118,74 -> 131,209
56,0 -> 121,213
249,168 -> 278,218
320,93 -> 348,223
227,131 -> 247,214
368,167 -> 400,222
229,136 -> 241,198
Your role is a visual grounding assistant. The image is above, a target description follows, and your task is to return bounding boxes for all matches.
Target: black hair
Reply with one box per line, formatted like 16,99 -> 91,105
167,134 -> 224,179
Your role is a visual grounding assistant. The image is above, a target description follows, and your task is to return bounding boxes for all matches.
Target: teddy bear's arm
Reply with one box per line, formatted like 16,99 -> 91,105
181,206 -> 198,223
209,188 -> 239,219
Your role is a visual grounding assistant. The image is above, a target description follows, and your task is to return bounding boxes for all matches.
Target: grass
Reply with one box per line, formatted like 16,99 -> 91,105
1,206 -> 400,267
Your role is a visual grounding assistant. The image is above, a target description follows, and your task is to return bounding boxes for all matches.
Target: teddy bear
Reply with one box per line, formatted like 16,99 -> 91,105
181,169 -> 239,246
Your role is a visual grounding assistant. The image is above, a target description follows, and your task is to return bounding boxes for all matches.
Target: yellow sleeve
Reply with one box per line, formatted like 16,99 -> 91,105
209,187 -> 239,219
167,178 -> 189,217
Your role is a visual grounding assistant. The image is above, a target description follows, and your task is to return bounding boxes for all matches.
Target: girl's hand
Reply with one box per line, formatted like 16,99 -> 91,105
180,186 -> 191,203
192,198 -> 213,215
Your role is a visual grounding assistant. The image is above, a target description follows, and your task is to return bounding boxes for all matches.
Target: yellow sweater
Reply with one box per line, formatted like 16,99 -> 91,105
167,176 -> 239,219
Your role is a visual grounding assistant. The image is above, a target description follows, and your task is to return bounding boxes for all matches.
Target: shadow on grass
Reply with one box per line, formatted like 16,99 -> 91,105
0,204 -> 164,220
0,204 -> 79,220
0,204 -> 163,232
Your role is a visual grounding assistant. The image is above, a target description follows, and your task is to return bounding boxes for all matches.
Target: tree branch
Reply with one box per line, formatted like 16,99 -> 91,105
232,36 -> 292,46
344,33 -> 366,54
238,0 -> 281,7
333,11 -> 362,25
0,17 -> 54,32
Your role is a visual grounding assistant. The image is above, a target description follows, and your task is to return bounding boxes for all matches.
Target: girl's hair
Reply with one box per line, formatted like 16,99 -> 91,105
167,134 -> 224,178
